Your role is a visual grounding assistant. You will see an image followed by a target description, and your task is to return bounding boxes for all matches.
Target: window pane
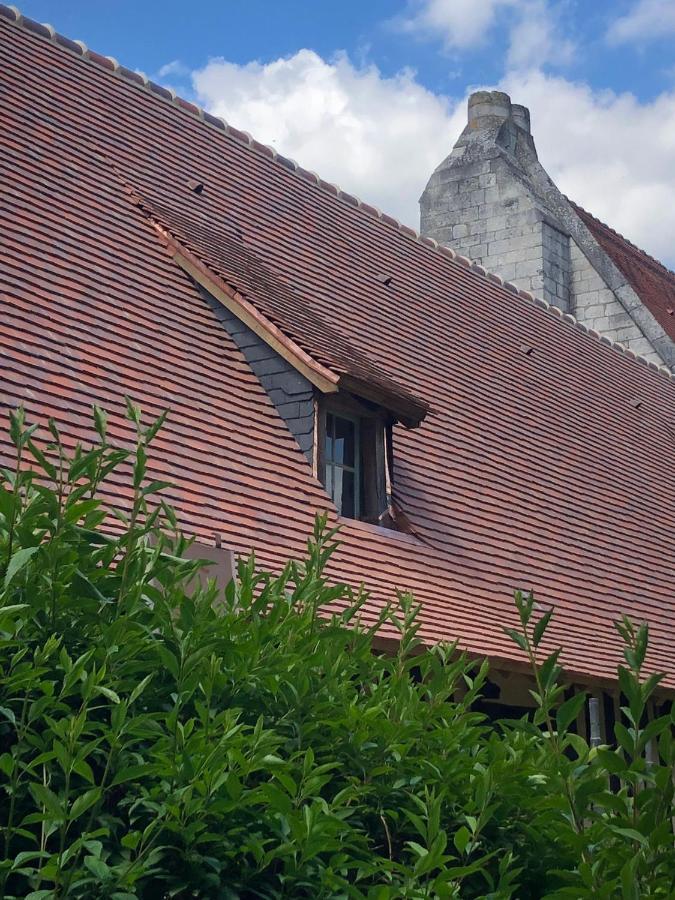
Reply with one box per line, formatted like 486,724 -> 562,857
325,414 -> 335,463
339,469 -> 355,518
333,415 -> 355,467
322,410 -> 362,519
332,465 -> 343,512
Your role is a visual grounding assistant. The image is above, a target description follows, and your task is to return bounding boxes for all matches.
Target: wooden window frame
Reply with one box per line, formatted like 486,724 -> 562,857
316,392 -> 392,524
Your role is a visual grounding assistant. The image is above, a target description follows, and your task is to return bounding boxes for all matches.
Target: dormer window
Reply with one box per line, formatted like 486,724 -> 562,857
318,395 -> 392,523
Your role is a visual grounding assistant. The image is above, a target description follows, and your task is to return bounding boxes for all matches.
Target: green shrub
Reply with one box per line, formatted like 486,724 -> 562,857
0,403 -> 672,898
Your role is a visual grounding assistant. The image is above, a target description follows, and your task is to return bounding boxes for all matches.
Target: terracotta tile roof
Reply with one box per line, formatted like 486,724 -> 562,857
571,201 -> 675,343
1,6 -> 674,689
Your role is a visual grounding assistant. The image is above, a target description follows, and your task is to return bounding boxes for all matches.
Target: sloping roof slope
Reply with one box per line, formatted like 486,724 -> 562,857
1,7 -> 674,688
572,201 -> 675,343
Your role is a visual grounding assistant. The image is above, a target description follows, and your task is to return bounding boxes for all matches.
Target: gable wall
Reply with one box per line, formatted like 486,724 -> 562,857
570,243 -> 664,365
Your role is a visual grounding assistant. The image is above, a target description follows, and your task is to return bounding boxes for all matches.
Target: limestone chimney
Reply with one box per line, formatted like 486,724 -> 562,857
419,90 -> 674,370
420,90 -> 572,309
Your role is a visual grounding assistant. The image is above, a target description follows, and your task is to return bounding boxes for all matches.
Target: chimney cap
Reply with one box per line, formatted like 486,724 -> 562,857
468,90 -> 512,125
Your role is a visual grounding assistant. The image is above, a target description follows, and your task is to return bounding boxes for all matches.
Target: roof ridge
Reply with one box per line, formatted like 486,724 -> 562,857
569,198 -> 675,284
2,3 -> 674,386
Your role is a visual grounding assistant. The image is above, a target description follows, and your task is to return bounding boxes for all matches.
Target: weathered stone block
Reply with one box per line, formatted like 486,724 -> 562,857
608,312 -> 634,330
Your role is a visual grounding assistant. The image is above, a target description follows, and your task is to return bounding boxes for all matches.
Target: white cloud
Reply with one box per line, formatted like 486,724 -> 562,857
399,0 -> 575,69
189,48 -> 675,268
156,59 -> 190,79
399,0 -> 515,50
192,50 -> 465,226
507,1 -> 576,70
607,0 -> 675,46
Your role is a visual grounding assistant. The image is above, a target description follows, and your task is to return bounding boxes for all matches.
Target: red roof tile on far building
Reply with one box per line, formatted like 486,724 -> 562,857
0,6 -> 673,694
571,202 -> 675,345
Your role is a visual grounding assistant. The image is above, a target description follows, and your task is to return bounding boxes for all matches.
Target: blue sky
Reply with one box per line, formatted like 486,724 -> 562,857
17,1 -> 675,100
16,1 -> 675,264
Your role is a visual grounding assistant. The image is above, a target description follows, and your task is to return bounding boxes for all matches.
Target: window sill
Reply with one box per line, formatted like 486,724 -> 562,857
336,516 -> 423,546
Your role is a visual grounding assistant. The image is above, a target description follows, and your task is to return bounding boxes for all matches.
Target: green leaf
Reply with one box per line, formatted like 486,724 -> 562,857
618,666 -> 639,711
611,826 -> 647,845
144,409 -> 168,444
68,448 -> 100,484
596,748 -> 627,774
141,480 -> 172,498
84,855 -> 112,880
72,757 -> 95,784
539,649 -> 562,689
9,406 -> 27,447
556,692 -> 587,734
124,396 -> 141,426
94,686 -> 120,704
634,623 -> 648,670
453,825 -> 470,855
0,603 -> 29,620
615,722 -> 635,756
620,853 -> 640,900
93,405 -> 108,441
29,782 -> 64,820
72,569 -> 109,604
513,590 -> 532,625
84,839 -> 104,858
129,673 -> 154,705
70,787 -> 101,821
133,443 -> 147,490
0,753 -> 14,777
465,815 -> 478,834
532,609 -> 553,647
26,440 -> 57,479
639,715 -> 670,750
503,628 -> 528,652
564,733 -> 589,761
157,644 -> 179,680
11,850 -> 50,870
64,499 -> 101,524
0,706 -> 16,726
640,671 -> 663,704
121,831 -> 142,851
4,546 -> 40,589
406,841 -> 429,860
110,764 -> 159,786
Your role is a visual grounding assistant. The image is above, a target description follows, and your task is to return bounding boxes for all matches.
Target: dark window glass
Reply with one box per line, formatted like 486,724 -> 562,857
334,415 -> 355,466
325,415 -> 334,463
339,469 -> 355,518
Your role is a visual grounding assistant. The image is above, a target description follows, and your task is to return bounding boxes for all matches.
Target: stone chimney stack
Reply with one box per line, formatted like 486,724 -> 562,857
420,90 -> 675,371
420,90 -> 571,308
